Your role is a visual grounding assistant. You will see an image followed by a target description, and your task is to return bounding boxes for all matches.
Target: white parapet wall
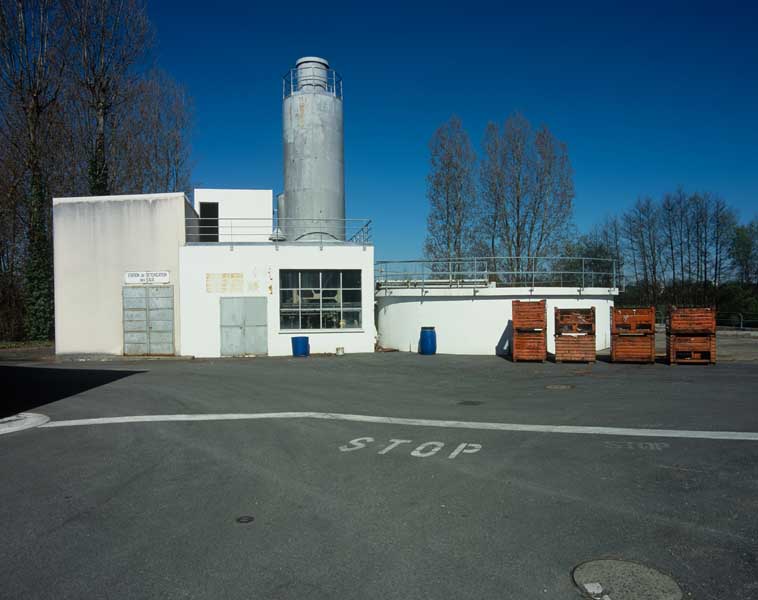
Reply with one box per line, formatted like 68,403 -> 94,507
193,188 -> 273,242
375,287 -> 619,355
179,243 -> 375,357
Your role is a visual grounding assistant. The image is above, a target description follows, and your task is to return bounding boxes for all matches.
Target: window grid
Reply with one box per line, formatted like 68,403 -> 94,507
280,270 -> 361,330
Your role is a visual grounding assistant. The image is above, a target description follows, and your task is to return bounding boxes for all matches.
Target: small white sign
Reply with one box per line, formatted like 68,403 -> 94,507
124,271 -> 170,285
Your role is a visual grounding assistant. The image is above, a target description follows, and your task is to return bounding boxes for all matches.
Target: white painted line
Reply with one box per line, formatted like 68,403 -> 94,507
0,412 -> 50,435
37,411 -> 758,442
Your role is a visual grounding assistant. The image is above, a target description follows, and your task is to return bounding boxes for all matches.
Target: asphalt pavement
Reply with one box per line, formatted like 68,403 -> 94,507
1,353 -> 757,599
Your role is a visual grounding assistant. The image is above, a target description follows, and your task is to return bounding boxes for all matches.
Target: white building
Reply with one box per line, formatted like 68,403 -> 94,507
52,56 -> 619,360
376,287 -> 618,356
53,189 -> 375,358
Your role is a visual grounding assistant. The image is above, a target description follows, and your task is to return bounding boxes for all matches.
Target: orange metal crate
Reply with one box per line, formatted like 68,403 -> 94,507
611,306 -> 655,363
554,307 -> 596,363
666,307 -> 716,364
512,300 -> 547,362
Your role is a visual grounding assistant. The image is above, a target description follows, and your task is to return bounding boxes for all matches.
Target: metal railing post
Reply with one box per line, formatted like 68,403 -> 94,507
582,259 -> 584,289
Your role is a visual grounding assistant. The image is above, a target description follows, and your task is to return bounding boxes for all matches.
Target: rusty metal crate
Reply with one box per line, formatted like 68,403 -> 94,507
667,306 -> 716,335
666,307 -> 716,365
667,334 -> 717,365
611,306 -> 655,363
554,307 -> 596,363
512,300 -> 547,362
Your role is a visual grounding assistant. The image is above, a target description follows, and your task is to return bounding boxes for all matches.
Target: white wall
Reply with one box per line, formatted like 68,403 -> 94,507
53,193 -> 187,355
376,287 -> 618,356
194,189 -> 273,242
179,243 -> 375,357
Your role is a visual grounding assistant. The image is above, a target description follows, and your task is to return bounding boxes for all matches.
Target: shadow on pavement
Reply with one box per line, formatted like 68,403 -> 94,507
2,366 -> 143,418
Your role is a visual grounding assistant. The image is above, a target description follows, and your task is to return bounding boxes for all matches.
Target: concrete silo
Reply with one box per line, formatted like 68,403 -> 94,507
281,57 -> 345,241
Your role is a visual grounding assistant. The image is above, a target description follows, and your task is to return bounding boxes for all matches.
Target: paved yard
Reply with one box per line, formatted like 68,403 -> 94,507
2,352 -> 757,599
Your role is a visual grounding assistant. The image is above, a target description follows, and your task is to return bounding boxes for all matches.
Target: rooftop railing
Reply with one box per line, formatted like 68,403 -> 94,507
185,217 -> 372,247
375,257 -> 620,290
283,66 -> 343,99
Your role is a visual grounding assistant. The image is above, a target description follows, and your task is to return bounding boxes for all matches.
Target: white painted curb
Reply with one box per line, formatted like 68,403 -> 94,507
0,412 -> 50,435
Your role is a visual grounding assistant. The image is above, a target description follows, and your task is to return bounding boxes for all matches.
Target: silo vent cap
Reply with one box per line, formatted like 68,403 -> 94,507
295,56 -> 329,68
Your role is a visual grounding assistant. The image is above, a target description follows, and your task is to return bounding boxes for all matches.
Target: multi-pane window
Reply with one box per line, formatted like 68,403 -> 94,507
280,270 -> 362,330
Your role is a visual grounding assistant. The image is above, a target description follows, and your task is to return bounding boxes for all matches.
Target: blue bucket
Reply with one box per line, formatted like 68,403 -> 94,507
419,326 -> 437,355
291,336 -> 310,357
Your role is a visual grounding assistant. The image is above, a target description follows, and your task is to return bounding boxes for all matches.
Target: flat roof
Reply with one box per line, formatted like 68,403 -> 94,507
53,192 -> 187,205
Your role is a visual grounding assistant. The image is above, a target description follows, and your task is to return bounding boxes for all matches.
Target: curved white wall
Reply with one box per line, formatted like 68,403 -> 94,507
376,287 -> 617,356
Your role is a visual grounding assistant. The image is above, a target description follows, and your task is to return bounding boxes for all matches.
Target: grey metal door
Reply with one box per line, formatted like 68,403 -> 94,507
123,286 -> 174,355
220,297 -> 267,356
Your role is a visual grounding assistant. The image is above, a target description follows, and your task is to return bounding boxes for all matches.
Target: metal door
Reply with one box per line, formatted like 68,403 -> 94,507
220,297 -> 268,356
123,286 -> 175,355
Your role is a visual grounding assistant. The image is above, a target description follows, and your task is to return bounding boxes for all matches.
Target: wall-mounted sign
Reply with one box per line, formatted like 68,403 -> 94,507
206,272 -> 244,294
124,271 -> 170,285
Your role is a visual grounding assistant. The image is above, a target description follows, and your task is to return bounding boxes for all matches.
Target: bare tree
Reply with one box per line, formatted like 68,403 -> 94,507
424,116 -> 477,265
62,0 -> 152,195
0,0 -> 66,338
529,124 -> 574,258
621,197 -> 664,304
476,113 -> 573,275
711,196 -> 736,286
477,121 -> 506,262
109,69 -> 192,194
0,0 -> 193,341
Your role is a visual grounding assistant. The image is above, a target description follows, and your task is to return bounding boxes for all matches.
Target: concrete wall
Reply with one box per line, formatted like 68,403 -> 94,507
53,193 -> 188,355
193,189 -> 273,242
375,287 -> 618,356
179,243 -> 375,357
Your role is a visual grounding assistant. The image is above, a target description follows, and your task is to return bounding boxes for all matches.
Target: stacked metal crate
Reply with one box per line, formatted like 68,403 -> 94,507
611,307 -> 656,363
666,307 -> 717,364
511,300 -> 547,362
554,307 -> 596,363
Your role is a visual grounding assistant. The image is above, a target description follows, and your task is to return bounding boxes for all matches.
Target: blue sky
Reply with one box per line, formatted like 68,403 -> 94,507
148,2 -> 758,260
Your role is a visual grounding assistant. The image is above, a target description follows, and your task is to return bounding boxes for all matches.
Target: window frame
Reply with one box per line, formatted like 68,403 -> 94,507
279,270 -> 362,331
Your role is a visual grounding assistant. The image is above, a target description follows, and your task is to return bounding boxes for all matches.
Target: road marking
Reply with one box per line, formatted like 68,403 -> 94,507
0,412 -> 50,435
410,441 -> 445,458
37,411 -> 758,442
338,437 -> 374,452
340,437 -> 482,459
448,442 -> 482,459
603,440 -> 670,451
377,439 -> 412,454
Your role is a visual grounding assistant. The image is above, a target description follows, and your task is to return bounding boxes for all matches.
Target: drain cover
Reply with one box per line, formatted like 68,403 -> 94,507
545,384 -> 573,390
235,515 -> 255,524
458,400 -> 483,406
572,559 -> 682,600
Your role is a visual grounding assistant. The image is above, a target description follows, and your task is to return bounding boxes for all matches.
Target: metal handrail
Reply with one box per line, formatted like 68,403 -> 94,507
375,257 -> 619,290
282,66 -> 343,99
185,217 -> 371,246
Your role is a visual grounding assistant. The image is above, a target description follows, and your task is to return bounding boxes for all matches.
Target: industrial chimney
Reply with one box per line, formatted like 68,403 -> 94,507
281,57 -> 345,241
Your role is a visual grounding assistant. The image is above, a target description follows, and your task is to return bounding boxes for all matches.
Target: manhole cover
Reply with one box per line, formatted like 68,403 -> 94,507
235,515 -> 255,524
545,384 -> 573,390
572,559 -> 682,600
458,400 -> 483,406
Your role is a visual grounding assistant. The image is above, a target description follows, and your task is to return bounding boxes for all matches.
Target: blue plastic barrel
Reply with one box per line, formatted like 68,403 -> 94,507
291,336 -> 310,357
419,326 -> 437,355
